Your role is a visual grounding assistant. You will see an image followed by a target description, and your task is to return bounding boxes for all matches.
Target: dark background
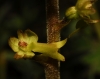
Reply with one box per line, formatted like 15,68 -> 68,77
0,0 -> 100,79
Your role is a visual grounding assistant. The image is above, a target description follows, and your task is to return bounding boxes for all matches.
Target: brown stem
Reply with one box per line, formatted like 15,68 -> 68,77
57,17 -> 71,31
46,0 -> 60,43
45,0 -> 60,79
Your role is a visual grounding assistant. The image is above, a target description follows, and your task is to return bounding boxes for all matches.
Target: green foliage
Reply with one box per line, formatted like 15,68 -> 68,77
83,43 -> 100,72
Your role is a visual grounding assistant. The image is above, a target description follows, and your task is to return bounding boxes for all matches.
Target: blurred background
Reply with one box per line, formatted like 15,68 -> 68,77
0,0 -> 100,79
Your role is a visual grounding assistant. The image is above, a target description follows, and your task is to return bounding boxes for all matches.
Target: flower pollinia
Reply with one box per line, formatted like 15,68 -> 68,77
65,0 -> 97,22
8,29 -> 67,61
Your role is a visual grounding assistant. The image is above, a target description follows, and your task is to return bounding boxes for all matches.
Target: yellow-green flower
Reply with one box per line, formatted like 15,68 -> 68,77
76,0 -> 95,18
9,29 -> 67,61
66,0 -> 96,21
8,29 -> 37,59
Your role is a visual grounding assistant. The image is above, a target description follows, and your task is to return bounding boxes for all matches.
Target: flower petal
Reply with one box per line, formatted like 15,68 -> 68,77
25,29 -> 38,43
8,37 -> 19,52
52,53 -> 65,61
17,30 -> 24,40
31,39 -> 67,61
24,51 -> 35,58
32,41 -> 66,61
42,52 -> 65,61
76,0 -> 90,10
65,6 -> 78,19
14,51 -> 24,59
17,30 -> 28,42
85,19 -> 99,23
33,43 -> 57,54
51,38 -> 67,48
32,39 -> 67,54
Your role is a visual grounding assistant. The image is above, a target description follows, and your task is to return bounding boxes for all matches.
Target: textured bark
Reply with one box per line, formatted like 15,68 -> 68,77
45,0 -> 60,79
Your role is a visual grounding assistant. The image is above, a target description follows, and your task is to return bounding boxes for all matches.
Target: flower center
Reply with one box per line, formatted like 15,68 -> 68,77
18,41 -> 27,47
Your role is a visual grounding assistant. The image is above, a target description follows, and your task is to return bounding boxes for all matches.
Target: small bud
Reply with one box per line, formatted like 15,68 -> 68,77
65,6 -> 78,19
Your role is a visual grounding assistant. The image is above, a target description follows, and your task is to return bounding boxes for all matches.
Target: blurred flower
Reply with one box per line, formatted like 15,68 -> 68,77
76,0 -> 96,18
65,0 -> 98,23
9,29 -> 67,61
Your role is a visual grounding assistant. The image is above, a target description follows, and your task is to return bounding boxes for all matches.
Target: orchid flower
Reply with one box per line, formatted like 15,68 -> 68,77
76,0 -> 96,18
8,29 -> 37,59
8,29 -> 67,61
65,0 -> 98,23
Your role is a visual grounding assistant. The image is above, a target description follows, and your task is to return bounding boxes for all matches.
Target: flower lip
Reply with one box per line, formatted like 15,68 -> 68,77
18,41 -> 27,47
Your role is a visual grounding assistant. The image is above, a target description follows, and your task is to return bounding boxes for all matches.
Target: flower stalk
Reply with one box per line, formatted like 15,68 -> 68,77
45,0 -> 60,79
